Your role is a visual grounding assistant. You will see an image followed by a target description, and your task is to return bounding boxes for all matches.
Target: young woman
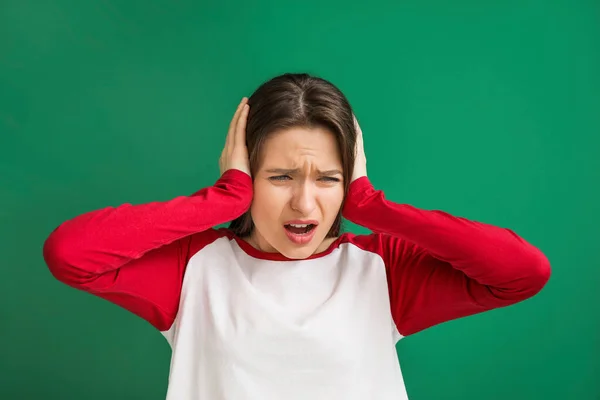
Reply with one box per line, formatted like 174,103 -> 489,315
43,73 -> 551,399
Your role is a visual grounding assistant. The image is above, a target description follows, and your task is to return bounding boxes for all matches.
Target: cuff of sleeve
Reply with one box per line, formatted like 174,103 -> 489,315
218,169 -> 252,186
343,176 -> 373,218
347,176 -> 372,196
190,169 -> 252,197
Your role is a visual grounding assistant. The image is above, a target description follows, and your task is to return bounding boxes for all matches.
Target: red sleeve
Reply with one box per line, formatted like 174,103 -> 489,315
42,169 -> 253,331
342,176 -> 551,337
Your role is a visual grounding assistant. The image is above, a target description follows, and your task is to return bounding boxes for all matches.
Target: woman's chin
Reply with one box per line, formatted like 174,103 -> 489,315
276,235 -> 333,259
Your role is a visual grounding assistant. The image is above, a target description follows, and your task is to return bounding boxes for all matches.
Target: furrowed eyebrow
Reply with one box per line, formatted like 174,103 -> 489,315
265,168 -> 299,174
265,168 -> 343,176
319,169 -> 343,176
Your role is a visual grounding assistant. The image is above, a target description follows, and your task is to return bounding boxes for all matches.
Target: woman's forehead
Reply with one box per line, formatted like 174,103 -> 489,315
260,128 -> 341,166
263,127 -> 338,152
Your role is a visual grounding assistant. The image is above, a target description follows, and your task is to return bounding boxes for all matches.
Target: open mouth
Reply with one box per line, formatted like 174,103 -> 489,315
284,224 -> 316,234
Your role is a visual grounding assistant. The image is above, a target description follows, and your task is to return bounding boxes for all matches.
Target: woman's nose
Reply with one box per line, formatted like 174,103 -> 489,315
290,183 -> 317,214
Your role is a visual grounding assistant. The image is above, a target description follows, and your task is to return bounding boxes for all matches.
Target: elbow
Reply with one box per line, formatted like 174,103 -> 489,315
42,227 -> 85,287
486,246 -> 552,307
514,249 -> 552,300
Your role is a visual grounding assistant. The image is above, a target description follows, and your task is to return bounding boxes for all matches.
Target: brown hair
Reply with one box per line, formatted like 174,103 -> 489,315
228,72 -> 357,238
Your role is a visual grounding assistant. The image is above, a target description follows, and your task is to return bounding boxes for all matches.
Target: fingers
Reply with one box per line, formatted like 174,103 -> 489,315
229,98 -> 247,133
352,114 -> 363,155
234,103 -> 249,148
227,98 -> 248,149
353,114 -> 363,137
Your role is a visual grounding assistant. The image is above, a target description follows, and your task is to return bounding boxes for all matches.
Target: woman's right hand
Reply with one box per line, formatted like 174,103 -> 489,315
219,97 -> 251,177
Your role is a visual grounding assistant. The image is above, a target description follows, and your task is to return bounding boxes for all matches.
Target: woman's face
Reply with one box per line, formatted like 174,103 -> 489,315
249,126 -> 345,259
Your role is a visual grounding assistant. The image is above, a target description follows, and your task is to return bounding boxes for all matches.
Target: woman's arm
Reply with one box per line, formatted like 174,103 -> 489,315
342,176 -> 551,336
43,169 -> 253,331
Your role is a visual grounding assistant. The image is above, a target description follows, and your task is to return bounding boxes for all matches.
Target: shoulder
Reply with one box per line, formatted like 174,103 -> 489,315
337,231 -> 404,256
337,231 -> 423,267
186,227 -> 236,256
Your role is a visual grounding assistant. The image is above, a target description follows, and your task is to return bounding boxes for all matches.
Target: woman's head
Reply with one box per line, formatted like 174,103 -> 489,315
229,73 -> 357,259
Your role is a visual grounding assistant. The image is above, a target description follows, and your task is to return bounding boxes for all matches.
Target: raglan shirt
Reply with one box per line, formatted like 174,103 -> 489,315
43,169 -> 551,400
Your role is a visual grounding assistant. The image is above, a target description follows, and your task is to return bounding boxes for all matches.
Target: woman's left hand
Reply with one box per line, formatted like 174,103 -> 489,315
351,115 -> 367,183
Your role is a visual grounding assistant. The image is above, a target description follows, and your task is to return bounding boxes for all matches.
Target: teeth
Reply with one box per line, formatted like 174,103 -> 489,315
289,224 -> 310,228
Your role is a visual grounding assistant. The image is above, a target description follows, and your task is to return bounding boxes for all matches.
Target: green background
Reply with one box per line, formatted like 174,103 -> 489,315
1,0 -> 598,399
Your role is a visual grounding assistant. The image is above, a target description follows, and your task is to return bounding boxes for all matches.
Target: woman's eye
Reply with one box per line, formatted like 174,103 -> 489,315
269,175 -> 291,181
268,175 -> 340,182
319,177 -> 341,182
